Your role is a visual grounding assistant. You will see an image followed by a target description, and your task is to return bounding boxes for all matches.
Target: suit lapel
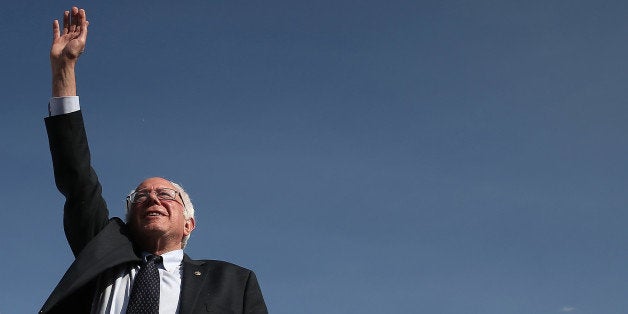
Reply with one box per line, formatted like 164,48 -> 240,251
179,254 -> 208,314
41,218 -> 140,313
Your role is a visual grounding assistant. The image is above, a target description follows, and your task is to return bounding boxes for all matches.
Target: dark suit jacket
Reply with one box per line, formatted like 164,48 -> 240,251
40,111 -> 268,314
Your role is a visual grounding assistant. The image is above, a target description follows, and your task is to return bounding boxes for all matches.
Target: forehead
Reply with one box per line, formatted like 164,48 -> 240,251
135,177 -> 175,191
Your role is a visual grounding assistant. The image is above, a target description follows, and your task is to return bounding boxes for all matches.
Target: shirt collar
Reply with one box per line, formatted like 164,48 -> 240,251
141,250 -> 184,272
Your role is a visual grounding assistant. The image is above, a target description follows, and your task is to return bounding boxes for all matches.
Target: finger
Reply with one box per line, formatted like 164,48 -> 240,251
77,8 -> 86,31
52,20 -> 60,40
77,8 -> 85,25
72,7 -> 79,25
62,10 -> 70,35
69,7 -> 78,33
79,20 -> 89,43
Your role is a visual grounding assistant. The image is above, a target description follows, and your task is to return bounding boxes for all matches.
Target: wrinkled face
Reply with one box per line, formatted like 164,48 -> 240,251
128,177 -> 194,248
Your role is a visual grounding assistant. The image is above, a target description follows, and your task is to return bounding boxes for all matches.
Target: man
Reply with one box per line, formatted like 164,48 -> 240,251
40,7 -> 268,313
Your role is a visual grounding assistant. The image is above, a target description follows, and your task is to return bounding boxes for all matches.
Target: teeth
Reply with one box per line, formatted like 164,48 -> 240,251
148,213 -> 160,216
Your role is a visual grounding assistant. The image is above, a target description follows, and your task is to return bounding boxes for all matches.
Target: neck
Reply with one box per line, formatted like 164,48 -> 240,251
133,235 -> 182,256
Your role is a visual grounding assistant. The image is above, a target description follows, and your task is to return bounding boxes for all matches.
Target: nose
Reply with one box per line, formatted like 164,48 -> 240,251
146,190 -> 162,204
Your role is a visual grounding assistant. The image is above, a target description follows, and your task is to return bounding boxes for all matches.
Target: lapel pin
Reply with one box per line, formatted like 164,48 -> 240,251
194,271 -> 201,276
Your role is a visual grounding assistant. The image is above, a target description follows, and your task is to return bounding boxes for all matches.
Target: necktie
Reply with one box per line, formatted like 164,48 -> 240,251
127,255 -> 162,314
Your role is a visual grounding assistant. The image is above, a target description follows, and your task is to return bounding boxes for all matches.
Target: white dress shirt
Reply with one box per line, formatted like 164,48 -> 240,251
91,250 -> 184,314
48,96 -> 80,116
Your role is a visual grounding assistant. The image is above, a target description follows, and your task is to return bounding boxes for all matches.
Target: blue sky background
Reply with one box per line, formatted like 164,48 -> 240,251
1,1 -> 628,313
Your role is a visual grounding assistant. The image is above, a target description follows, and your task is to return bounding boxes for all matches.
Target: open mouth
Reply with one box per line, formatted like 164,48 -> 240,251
145,211 -> 167,217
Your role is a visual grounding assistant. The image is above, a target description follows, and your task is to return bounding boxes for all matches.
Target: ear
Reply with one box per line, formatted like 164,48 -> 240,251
183,217 -> 195,236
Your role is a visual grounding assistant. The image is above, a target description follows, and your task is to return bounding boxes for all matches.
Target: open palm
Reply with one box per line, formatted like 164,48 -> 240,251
50,7 -> 88,63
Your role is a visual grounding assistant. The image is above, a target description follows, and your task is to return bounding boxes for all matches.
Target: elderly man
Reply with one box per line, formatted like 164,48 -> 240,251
40,7 -> 268,314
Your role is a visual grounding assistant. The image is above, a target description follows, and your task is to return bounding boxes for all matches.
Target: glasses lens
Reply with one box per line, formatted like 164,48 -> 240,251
156,188 -> 176,200
130,191 -> 147,203
129,188 -> 177,203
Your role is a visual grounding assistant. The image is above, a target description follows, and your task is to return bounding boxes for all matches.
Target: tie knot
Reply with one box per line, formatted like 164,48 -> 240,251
145,254 -> 162,264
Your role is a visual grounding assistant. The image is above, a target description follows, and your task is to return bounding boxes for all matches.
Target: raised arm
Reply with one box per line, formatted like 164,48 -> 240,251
46,7 -> 110,256
50,7 -> 88,97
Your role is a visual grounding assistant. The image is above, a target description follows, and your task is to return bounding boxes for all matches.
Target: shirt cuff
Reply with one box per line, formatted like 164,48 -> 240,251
48,96 -> 80,116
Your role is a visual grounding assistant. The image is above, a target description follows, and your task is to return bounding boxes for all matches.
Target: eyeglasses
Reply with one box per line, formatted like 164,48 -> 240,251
127,188 -> 185,207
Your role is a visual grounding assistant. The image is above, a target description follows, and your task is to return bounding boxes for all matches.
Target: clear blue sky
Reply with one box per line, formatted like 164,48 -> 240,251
1,1 -> 628,313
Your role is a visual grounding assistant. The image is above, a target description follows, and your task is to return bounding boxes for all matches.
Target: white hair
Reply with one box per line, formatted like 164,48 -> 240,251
126,179 -> 196,248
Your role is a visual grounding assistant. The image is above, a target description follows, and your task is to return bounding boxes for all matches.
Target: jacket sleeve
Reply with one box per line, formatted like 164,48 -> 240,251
45,110 -> 110,257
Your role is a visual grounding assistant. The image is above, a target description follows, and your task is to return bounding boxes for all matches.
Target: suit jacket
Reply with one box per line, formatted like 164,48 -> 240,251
40,111 -> 268,314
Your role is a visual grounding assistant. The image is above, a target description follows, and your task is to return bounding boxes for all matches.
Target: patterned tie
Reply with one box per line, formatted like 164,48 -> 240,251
127,255 -> 162,314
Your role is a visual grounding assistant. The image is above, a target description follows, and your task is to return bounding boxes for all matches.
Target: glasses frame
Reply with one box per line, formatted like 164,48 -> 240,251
126,187 -> 186,208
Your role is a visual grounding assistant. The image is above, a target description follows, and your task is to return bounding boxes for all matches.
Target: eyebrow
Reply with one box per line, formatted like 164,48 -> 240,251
135,187 -> 175,192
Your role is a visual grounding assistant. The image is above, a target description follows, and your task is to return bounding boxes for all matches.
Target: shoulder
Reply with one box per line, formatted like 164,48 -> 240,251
184,255 -> 253,274
180,255 -> 268,313
182,254 -> 259,287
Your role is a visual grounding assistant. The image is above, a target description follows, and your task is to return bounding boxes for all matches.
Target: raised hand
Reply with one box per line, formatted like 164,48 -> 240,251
51,7 -> 89,66
50,7 -> 89,97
